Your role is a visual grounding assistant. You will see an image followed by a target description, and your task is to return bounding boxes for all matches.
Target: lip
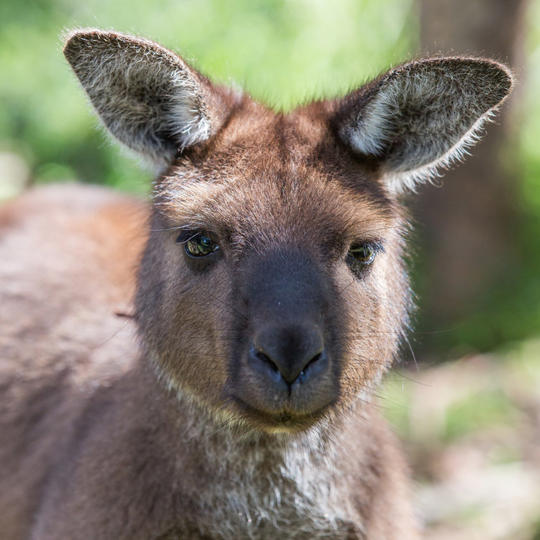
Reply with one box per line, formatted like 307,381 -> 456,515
229,394 -> 332,432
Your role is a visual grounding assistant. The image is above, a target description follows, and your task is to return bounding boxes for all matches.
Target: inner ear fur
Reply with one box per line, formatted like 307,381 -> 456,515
63,29 -> 233,168
334,57 -> 514,193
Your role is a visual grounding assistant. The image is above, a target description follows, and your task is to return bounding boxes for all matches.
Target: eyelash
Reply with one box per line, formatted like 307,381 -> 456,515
346,241 -> 383,272
176,230 -> 220,258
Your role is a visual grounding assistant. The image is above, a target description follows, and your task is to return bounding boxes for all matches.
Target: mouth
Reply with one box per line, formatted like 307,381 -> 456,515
229,395 -> 332,433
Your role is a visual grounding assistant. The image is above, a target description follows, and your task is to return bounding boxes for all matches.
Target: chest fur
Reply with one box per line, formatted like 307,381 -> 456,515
172,432 -> 364,540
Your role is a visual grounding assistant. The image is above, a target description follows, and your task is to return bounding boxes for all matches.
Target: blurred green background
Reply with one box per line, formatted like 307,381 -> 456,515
1,1 -> 540,537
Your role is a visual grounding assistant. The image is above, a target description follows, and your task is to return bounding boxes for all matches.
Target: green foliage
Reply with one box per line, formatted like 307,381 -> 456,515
383,340 -> 540,444
443,389 -> 515,442
532,519 -> 540,540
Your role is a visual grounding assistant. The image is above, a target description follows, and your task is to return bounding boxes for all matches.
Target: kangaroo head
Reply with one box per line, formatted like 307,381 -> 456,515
64,30 -> 512,433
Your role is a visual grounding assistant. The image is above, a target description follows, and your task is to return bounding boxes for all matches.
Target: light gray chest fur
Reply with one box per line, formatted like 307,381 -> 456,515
173,421 -> 363,540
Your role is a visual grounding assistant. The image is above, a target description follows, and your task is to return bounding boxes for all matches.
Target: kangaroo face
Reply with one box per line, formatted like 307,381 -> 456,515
64,30 -> 512,433
136,107 -> 408,431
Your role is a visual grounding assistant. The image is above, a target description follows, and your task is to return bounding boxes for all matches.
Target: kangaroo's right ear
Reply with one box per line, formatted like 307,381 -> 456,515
64,29 -> 233,169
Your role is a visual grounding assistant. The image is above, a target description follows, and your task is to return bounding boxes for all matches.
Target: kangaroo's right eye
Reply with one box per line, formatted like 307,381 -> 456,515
176,231 -> 220,258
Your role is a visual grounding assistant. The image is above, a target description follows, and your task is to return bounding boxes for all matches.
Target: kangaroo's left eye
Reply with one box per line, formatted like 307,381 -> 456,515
177,231 -> 219,258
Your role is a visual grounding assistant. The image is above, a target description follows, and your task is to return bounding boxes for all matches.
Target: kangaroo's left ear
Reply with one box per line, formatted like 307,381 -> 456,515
333,58 -> 514,193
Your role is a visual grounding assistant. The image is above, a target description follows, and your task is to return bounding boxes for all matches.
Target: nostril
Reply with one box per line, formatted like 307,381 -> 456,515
307,352 -> 322,368
255,350 -> 279,373
297,351 -> 324,384
248,346 -> 284,384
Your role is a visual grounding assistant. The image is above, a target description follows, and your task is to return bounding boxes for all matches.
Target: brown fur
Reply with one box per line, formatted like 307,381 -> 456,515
0,30 -> 513,539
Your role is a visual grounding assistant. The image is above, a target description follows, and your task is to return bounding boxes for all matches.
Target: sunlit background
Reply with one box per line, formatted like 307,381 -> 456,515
1,0 -> 539,537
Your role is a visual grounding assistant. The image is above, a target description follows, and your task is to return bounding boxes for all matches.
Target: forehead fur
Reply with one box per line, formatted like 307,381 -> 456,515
155,101 -> 400,248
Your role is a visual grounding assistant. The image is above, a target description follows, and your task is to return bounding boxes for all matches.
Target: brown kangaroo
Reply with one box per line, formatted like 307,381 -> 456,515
0,29 -> 513,539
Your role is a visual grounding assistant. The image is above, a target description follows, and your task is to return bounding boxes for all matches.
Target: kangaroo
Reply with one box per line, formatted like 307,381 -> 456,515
0,29 -> 513,539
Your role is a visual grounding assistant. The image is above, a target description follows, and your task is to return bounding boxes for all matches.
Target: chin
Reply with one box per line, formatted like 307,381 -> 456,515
228,395 -> 333,435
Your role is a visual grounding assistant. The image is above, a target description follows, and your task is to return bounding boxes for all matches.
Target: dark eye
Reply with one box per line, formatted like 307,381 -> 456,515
177,231 -> 219,258
348,242 -> 378,265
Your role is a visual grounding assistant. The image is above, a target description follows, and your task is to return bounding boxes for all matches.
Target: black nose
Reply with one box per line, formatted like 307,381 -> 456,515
248,325 -> 328,385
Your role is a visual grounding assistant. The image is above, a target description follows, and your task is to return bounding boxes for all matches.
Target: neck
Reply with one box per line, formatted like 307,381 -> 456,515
136,358 -> 367,538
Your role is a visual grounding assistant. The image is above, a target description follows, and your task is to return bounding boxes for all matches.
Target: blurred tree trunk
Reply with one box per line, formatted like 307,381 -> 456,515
415,0 -> 527,354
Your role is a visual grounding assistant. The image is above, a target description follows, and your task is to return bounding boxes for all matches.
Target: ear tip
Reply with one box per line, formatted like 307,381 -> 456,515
478,59 -> 515,105
405,56 -> 515,102
63,27 -> 102,45
488,60 -> 515,96
62,28 -> 134,60
62,29 -> 183,74
62,28 -> 106,60
466,57 -> 514,93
